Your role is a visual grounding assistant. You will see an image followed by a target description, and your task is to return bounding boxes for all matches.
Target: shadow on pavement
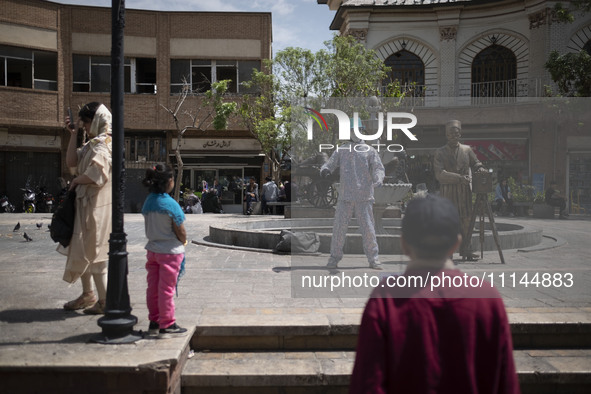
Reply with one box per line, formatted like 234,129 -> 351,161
0,308 -> 85,323
0,333 -> 97,346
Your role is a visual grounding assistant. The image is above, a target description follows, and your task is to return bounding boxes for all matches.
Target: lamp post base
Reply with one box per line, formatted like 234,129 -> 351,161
93,313 -> 141,344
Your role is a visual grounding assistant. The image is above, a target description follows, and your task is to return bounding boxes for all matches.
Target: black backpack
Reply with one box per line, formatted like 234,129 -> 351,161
50,190 -> 76,247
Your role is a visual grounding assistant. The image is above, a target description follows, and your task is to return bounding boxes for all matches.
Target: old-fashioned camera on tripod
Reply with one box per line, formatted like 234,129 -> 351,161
468,171 -> 505,264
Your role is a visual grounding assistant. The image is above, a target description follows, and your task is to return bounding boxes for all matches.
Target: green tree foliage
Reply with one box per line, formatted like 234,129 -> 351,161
545,50 -> 591,96
162,79 -> 236,201
323,35 -> 390,97
240,63 -> 291,181
205,80 -> 238,130
239,34 -> 408,178
274,47 -> 324,98
545,1 -> 591,97
553,0 -> 591,23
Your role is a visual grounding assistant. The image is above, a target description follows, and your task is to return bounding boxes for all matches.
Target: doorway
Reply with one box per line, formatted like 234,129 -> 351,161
191,167 -> 246,213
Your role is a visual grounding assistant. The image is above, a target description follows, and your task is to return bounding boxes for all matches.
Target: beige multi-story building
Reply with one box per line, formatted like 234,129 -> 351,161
319,0 -> 591,212
0,0 -> 272,212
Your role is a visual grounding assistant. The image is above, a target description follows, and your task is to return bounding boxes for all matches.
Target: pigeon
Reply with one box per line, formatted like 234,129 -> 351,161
13,222 -> 20,232
23,232 -> 33,242
36,223 -> 43,230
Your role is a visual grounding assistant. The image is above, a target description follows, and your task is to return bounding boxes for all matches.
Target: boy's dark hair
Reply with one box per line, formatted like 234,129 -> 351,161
78,102 -> 101,123
402,195 -> 461,259
142,163 -> 174,194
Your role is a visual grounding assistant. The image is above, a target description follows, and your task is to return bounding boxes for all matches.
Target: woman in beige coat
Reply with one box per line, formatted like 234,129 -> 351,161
61,102 -> 112,314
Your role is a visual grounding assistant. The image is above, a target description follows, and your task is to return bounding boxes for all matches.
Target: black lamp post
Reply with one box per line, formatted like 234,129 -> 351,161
93,0 -> 141,344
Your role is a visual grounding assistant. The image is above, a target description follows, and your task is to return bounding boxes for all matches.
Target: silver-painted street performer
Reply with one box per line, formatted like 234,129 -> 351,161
321,133 -> 385,270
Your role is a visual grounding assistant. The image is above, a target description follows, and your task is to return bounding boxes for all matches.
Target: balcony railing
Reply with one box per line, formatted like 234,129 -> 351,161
471,79 -> 517,105
380,84 -> 427,106
360,78 -> 547,107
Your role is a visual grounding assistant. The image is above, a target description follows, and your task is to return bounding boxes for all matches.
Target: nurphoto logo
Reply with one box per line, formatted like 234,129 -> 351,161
304,107 -> 418,152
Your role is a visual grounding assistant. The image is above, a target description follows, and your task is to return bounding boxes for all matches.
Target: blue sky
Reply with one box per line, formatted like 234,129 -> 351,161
52,0 -> 337,54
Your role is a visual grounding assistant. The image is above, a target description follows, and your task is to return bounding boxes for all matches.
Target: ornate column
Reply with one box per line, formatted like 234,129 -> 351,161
439,25 -> 458,100
528,8 -> 560,96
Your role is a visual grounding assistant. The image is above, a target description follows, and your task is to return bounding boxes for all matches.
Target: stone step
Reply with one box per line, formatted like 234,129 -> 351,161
181,349 -> 591,394
192,311 -> 591,351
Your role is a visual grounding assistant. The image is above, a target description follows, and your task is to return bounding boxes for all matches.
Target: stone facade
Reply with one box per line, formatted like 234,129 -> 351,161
319,0 -> 591,211
327,0 -> 590,100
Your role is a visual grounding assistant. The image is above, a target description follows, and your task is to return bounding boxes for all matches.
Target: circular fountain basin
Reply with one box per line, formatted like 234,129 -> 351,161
208,217 -> 542,254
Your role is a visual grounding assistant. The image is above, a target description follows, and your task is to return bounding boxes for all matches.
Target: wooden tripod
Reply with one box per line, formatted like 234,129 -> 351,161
466,193 -> 505,264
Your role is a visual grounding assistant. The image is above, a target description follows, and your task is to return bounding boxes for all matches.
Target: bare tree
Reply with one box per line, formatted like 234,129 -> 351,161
161,79 -> 236,201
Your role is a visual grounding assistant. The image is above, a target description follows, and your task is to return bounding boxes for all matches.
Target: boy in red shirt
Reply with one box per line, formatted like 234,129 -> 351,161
350,196 -> 520,394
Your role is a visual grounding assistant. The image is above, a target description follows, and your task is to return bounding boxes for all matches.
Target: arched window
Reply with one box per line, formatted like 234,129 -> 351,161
472,45 -> 517,102
584,40 -> 591,55
384,50 -> 425,96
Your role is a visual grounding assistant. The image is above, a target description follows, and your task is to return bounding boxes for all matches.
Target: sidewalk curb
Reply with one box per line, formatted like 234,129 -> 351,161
518,234 -> 567,253
193,237 -> 276,254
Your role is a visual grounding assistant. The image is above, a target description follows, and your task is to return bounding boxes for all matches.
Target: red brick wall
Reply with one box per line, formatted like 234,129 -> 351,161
0,0 -> 271,190
0,89 -> 59,127
0,0 -> 271,132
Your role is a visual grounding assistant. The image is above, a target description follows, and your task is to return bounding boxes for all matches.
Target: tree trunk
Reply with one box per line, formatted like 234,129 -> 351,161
173,133 -> 184,202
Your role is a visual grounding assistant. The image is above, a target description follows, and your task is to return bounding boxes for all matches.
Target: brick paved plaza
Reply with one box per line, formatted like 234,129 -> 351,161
0,212 -> 589,393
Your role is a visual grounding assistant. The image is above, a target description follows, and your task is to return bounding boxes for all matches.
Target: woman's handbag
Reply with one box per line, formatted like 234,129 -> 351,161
50,190 -> 76,247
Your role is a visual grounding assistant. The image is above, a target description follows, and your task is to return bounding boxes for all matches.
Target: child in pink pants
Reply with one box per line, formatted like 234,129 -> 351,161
142,164 -> 188,338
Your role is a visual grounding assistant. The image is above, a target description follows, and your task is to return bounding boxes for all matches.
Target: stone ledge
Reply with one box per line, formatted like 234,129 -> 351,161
0,328 -> 194,394
182,349 -> 591,389
191,312 -> 591,350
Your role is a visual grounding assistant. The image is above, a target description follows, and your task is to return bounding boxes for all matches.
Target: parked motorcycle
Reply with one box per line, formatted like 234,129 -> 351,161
22,186 -> 36,213
0,195 -> 15,213
35,186 -> 55,213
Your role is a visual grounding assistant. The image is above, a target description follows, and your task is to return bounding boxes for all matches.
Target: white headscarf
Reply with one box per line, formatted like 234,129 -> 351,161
88,104 -> 112,137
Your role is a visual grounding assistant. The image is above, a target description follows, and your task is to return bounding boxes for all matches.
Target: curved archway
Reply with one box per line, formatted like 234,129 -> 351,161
471,45 -> 517,101
567,24 -> 591,54
384,50 -> 425,85
458,32 -> 528,99
374,37 -> 438,98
